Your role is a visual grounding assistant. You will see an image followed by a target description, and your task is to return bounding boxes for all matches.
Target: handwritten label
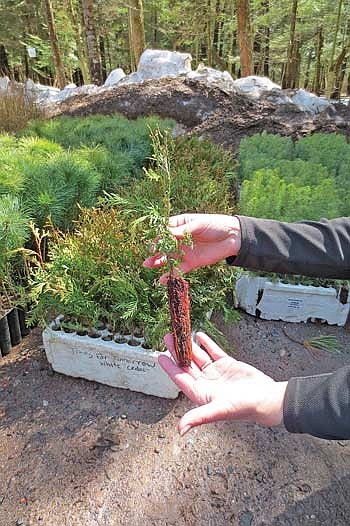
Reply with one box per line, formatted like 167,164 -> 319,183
287,298 -> 303,310
71,348 -> 156,373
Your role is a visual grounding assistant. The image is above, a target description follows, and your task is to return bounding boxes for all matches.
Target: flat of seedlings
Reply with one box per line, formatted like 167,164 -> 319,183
1,315 -> 350,526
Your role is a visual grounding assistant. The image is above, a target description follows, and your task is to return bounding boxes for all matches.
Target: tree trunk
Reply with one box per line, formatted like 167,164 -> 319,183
99,36 -> 107,82
81,0 -> 102,85
68,0 -> 89,84
207,0 -> 216,67
105,34 -> 112,71
282,0 -> 298,88
326,0 -> 343,98
303,50 -> 312,89
153,4 -> 158,46
263,0 -> 270,77
235,0 -> 253,77
44,0 -> 66,88
0,45 -> 10,77
129,0 -> 146,70
227,19 -> 235,75
331,47 -> 349,99
313,26 -> 323,95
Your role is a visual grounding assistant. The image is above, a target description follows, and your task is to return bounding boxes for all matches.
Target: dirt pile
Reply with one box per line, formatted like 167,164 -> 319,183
49,77 -> 350,152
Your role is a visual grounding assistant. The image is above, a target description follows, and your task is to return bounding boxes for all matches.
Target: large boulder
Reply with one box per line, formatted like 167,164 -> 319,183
234,76 -> 281,97
104,68 -> 126,86
187,65 -> 235,94
136,49 -> 192,80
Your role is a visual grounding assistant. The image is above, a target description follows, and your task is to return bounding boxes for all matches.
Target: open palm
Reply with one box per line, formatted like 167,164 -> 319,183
159,332 -> 286,435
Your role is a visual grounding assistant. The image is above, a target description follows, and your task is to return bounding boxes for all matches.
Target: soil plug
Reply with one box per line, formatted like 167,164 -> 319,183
167,273 -> 192,367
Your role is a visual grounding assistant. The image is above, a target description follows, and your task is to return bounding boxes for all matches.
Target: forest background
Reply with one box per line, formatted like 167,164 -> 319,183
0,0 -> 350,99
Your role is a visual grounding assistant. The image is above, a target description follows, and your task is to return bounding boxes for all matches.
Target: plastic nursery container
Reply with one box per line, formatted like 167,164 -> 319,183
0,307 -> 30,357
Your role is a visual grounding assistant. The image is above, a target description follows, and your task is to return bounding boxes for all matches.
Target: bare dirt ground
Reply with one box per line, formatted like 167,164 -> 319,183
49,77 -> 350,153
1,314 -> 350,526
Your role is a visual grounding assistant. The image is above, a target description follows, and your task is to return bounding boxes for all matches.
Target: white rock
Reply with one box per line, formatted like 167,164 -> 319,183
236,275 -> 350,326
137,49 -> 192,80
234,76 -> 281,97
104,68 -> 126,86
290,89 -> 332,114
37,83 -> 99,105
64,83 -> 77,89
118,72 -> 142,86
43,326 -> 180,399
0,76 -> 10,91
188,65 -> 235,93
24,78 -> 36,92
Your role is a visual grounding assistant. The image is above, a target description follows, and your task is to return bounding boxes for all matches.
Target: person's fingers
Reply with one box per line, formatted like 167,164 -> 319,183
159,272 -> 169,285
164,333 -> 201,378
168,214 -> 198,228
178,400 -> 231,436
158,354 -> 198,402
143,254 -> 167,268
195,332 -> 229,360
191,339 -> 213,370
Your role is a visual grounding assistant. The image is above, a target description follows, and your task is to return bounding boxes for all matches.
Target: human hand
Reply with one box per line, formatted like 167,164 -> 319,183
159,332 -> 287,436
143,213 -> 241,283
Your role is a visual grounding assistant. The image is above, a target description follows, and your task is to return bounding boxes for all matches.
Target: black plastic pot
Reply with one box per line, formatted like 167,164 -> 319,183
0,313 -> 12,356
17,306 -> 30,337
7,308 -> 22,346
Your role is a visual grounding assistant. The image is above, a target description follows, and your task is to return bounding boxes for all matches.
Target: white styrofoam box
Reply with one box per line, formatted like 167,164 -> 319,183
43,326 -> 180,399
236,275 -> 350,326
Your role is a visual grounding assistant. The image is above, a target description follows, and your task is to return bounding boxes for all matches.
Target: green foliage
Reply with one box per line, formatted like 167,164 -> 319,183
295,133 -> 350,177
0,195 -> 31,307
0,114 -> 174,230
239,168 -> 341,222
238,132 -> 350,222
23,115 -> 174,180
22,150 -> 101,229
336,151 -> 350,216
305,335 -> 342,355
29,132 -> 239,349
238,131 -> 350,287
238,132 -> 294,180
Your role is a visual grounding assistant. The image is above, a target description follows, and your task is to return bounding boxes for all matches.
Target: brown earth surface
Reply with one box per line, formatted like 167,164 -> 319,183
2,78 -> 350,525
1,314 -> 350,526
49,77 -> 350,152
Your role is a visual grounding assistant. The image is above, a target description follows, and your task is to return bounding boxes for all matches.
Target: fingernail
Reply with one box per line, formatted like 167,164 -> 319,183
179,425 -> 191,437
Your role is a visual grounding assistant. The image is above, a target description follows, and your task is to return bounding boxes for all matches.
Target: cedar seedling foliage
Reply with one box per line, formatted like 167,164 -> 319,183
141,129 -> 194,367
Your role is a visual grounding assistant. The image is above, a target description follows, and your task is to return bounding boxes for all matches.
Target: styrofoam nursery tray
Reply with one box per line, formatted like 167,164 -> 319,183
235,275 -> 350,326
43,326 -> 180,399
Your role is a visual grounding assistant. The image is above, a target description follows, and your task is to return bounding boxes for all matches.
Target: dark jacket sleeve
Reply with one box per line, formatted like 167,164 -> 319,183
229,216 -> 350,279
228,215 -> 350,439
284,367 -> 350,440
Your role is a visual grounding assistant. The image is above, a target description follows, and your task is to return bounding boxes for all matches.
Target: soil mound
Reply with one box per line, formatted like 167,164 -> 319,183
49,77 -> 350,152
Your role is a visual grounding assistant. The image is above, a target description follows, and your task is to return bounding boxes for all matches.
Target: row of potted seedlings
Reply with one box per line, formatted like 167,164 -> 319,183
0,306 -> 29,357
52,317 -> 153,349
